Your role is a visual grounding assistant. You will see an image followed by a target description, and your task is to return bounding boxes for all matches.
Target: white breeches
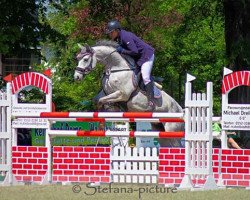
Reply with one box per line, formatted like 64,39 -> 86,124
141,54 -> 154,85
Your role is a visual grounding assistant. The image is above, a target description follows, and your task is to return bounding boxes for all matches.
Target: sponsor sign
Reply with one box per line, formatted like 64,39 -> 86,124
31,121 -> 111,146
136,122 -> 159,148
111,124 -> 129,147
222,104 -> 250,130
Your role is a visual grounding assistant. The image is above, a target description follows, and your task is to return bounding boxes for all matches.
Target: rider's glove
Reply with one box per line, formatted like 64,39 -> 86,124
116,46 -> 124,53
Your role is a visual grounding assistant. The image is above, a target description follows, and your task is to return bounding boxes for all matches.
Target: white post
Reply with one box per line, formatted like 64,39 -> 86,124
221,94 -> 229,149
207,82 -> 213,175
179,80 -> 193,189
220,130 -> 228,149
203,82 -> 218,190
6,83 -> 12,184
11,128 -> 18,146
180,75 -> 218,190
45,121 -> 52,183
46,79 -> 53,112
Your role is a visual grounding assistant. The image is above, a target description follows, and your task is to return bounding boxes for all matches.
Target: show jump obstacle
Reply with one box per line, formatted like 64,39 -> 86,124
0,72 -> 52,185
0,69 -> 250,189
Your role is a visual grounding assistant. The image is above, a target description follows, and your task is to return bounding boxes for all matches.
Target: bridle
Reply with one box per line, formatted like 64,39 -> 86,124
75,51 -> 94,75
75,49 -> 117,75
75,47 -> 135,75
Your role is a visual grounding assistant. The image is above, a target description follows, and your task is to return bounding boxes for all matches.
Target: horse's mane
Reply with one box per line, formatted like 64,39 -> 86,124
95,40 -> 119,48
94,40 -> 136,67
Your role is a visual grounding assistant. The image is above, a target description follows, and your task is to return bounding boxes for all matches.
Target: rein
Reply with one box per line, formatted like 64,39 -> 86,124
102,50 -> 136,74
101,50 -> 117,63
76,47 -> 136,75
108,68 -> 135,73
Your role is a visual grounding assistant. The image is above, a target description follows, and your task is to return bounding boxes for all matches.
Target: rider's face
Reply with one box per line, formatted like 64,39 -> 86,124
109,30 -> 119,40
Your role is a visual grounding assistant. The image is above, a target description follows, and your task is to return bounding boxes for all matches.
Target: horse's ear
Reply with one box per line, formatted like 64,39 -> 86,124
85,44 -> 91,52
77,43 -> 84,50
86,44 -> 94,54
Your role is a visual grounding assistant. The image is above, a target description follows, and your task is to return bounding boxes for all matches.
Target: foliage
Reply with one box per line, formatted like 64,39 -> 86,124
40,0 -> 226,115
36,0 -> 107,111
1,1 -> 248,115
52,74 -> 102,111
0,0 -> 63,56
140,0 -> 226,114
18,88 -> 45,104
224,0 -> 250,68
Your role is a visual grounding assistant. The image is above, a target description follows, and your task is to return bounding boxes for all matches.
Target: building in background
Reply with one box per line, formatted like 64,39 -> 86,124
0,49 -> 41,78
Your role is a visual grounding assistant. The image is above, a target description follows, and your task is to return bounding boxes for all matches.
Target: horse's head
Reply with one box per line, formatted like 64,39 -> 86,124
74,44 -> 97,81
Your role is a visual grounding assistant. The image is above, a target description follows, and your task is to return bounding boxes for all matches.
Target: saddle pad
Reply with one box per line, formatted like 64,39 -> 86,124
153,85 -> 162,99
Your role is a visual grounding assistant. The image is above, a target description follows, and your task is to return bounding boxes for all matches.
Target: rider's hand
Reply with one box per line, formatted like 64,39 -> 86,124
116,46 -> 124,53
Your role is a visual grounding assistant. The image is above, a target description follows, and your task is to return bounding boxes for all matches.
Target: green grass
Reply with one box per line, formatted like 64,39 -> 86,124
0,184 -> 249,200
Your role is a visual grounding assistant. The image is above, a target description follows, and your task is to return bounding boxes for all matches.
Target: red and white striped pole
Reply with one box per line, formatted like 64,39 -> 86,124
39,112 -> 184,119
42,117 -> 184,123
47,130 -> 185,138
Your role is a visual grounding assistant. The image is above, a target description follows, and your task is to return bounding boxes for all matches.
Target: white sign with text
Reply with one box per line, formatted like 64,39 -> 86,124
12,118 -> 48,129
136,122 -> 159,148
222,104 -> 250,130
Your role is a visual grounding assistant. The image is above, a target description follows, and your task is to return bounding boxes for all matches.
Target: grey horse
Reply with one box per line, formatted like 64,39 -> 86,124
74,40 -> 184,147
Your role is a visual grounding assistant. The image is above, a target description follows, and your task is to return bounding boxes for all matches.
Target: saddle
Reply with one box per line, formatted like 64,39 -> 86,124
122,54 -> 162,105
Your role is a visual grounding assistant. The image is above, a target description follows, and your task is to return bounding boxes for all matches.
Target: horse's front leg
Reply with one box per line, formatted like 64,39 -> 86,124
93,90 -> 106,110
93,90 -> 106,104
98,90 -> 125,105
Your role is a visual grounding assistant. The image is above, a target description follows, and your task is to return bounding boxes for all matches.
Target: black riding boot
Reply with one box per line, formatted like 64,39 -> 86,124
145,81 -> 155,110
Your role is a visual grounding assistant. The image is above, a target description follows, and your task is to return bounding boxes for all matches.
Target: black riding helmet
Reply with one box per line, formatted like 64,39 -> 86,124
105,20 -> 121,34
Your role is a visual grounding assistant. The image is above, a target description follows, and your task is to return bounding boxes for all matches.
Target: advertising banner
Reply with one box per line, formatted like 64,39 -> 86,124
31,121 -> 111,146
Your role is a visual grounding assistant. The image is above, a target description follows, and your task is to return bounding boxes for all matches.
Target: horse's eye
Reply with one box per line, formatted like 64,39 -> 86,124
83,58 -> 88,62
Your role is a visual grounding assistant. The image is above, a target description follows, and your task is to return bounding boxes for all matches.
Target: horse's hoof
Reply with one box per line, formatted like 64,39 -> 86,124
97,104 -> 103,111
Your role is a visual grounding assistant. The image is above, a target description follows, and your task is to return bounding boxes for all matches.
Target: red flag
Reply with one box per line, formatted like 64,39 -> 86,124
52,102 -> 56,112
43,68 -> 52,78
3,73 -> 14,82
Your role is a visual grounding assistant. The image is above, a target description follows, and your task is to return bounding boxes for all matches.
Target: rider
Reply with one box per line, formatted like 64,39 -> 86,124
105,20 -> 156,108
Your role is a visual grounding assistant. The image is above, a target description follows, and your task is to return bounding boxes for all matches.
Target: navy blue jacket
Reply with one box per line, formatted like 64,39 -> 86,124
117,29 -> 154,67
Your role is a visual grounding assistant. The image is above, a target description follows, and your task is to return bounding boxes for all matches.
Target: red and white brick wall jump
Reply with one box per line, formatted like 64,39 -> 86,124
12,146 -> 48,182
159,148 -> 250,187
11,146 -> 250,187
159,148 -> 185,185
52,146 -> 110,183
220,149 -> 250,187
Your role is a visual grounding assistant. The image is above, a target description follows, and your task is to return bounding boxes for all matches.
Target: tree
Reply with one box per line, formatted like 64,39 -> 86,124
0,0 -> 62,55
42,0 -> 226,113
139,0 -> 225,112
224,0 -> 250,104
